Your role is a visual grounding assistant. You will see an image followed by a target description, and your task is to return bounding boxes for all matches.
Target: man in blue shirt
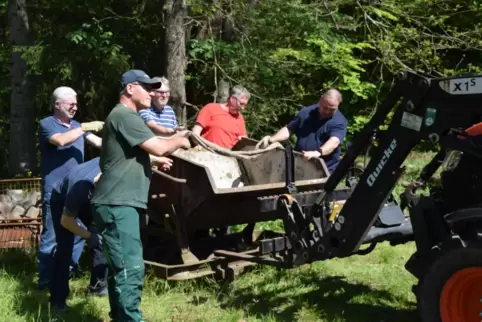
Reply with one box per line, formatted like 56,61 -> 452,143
138,76 -> 180,136
37,86 -> 104,290
49,157 -> 107,312
256,89 -> 347,173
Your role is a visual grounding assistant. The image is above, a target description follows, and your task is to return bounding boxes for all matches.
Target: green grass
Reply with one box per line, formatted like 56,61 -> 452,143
0,242 -> 419,322
0,151 -> 437,322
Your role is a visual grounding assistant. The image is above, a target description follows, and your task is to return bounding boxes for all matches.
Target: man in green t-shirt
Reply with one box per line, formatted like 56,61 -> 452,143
91,69 -> 191,322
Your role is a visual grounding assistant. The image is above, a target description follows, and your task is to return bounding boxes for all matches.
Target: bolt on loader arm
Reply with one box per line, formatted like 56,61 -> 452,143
305,71 -> 482,260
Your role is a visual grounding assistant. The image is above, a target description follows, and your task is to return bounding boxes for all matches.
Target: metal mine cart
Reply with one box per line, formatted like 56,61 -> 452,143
141,138 -> 341,280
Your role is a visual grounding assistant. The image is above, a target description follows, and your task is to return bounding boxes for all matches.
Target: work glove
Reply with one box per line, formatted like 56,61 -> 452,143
81,121 -> 104,132
86,233 -> 103,249
255,136 -> 272,149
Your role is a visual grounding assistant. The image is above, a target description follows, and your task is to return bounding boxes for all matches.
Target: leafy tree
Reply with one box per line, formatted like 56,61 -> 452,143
3,0 -> 482,177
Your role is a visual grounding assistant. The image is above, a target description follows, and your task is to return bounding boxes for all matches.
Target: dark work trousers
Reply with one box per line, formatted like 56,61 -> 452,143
92,204 -> 145,322
49,194 -> 108,306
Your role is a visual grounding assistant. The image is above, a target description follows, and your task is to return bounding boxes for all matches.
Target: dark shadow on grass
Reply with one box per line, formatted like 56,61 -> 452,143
217,271 -> 419,322
0,248 -> 103,322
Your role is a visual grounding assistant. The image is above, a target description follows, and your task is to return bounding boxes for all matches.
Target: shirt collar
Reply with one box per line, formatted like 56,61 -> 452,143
150,105 -> 166,114
52,116 -> 72,128
311,104 -> 335,121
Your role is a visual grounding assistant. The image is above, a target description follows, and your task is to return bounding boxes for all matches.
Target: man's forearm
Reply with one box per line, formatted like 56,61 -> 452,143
270,126 -> 291,143
49,127 -> 85,147
139,136 -> 190,157
61,213 -> 91,239
147,122 -> 175,136
156,137 -> 189,155
320,137 -> 341,156
191,124 -> 203,136
86,133 -> 102,149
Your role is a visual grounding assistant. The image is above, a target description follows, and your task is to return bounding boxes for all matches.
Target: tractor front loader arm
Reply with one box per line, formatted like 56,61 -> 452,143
302,71 -> 482,261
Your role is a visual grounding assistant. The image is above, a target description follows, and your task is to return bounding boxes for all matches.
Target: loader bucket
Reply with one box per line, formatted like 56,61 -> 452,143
146,138 -> 329,230
142,138 -> 330,280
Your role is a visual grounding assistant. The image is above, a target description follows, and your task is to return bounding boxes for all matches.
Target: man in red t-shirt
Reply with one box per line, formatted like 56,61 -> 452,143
192,85 -> 250,148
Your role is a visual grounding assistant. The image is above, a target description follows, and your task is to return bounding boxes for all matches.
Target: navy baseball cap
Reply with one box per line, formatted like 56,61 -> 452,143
120,69 -> 162,90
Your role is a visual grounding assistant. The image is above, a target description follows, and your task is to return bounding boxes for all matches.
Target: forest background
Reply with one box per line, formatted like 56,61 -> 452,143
2,0 -> 481,178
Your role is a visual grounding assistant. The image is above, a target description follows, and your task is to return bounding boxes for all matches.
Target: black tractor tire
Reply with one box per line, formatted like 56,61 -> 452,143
417,247 -> 482,322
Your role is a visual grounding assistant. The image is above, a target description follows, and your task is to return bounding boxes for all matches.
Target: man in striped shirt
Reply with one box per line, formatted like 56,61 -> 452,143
138,76 -> 179,136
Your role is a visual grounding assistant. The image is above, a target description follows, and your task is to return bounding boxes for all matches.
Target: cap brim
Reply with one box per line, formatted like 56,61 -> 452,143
139,78 -> 162,86
140,80 -> 162,89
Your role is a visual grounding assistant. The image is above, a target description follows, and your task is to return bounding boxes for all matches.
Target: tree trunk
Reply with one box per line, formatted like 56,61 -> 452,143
8,0 -> 36,176
165,0 -> 187,127
216,78 -> 230,103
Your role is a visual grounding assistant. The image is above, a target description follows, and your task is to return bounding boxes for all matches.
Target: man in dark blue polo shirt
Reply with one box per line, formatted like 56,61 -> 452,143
256,89 -> 347,173
49,157 -> 107,312
37,86 -> 104,290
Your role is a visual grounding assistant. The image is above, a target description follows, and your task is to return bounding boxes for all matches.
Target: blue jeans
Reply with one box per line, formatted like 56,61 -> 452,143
49,197 -> 108,306
37,198 -> 85,288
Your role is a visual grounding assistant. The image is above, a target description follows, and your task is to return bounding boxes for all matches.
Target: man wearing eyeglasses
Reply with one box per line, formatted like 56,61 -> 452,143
37,86 -> 104,290
192,85 -> 250,149
138,76 -> 184,137
90,69 -> 191,322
